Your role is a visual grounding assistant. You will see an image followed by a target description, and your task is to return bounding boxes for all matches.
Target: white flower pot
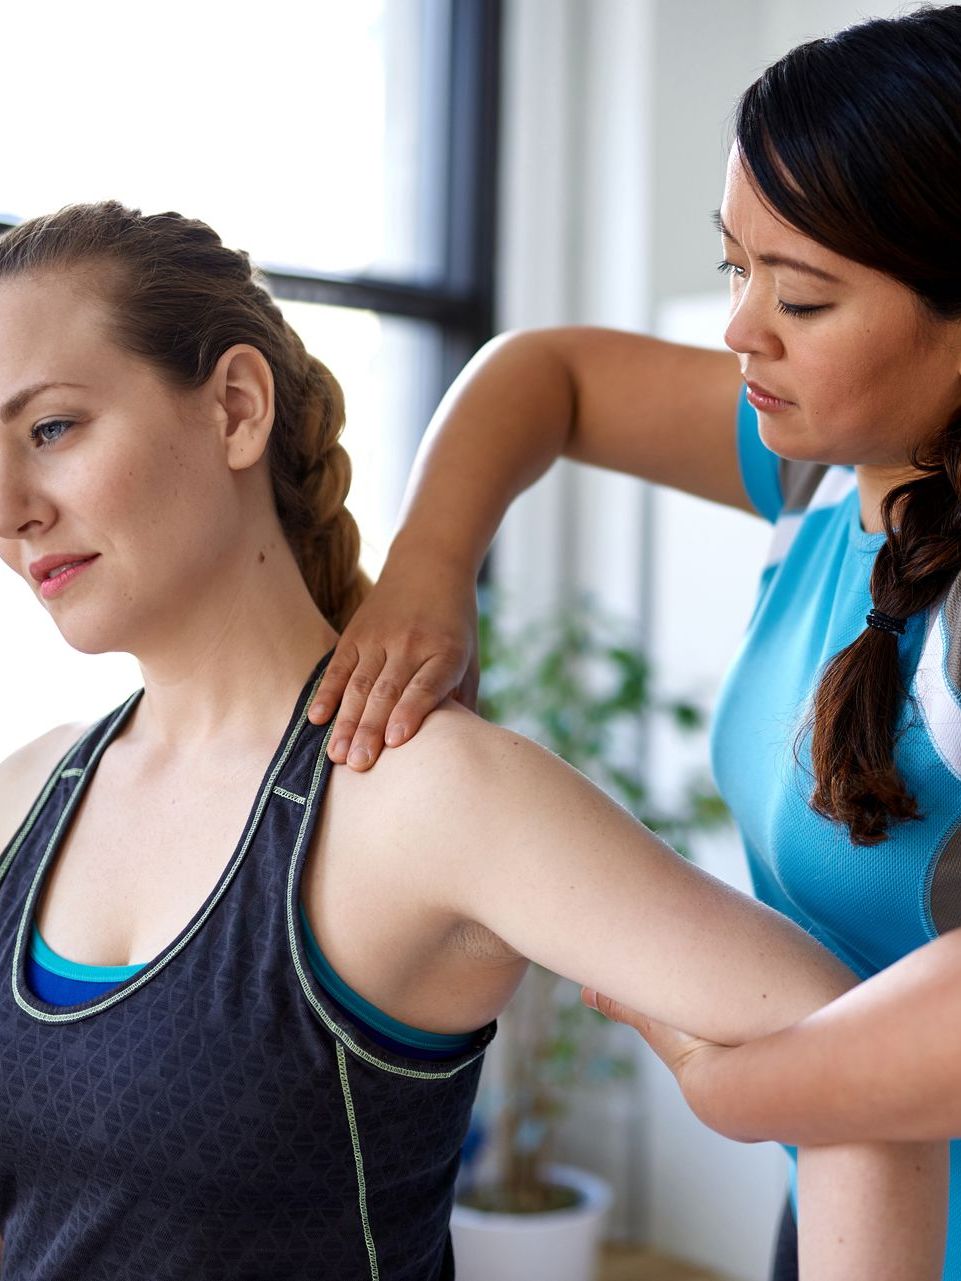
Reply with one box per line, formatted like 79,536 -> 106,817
450,1163 -> 613,1281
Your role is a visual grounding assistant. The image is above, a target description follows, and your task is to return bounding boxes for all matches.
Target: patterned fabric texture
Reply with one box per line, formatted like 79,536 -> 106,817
0,652 -> 496,1279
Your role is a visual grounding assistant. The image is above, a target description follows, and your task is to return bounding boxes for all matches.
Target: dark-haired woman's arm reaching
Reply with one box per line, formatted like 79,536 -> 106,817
307,327 -> 747,765
586,926 -> 961,1146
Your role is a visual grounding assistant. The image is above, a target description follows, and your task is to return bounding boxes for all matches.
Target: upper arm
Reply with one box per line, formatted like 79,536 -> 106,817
396,705 -> 856,1046
546,328 -> 757,512
0,722 -> 91,856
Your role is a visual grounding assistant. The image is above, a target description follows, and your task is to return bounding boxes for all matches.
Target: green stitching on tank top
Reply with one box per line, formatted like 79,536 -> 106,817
60,768 -> 84,778
0,722 -> 100,890
286,723 -> 490,1082
14,673 -> 329,1024
272,786 -> 306,805
337,1041 -> 380,1281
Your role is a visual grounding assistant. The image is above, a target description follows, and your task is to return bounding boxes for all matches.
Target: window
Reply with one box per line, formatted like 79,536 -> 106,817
0,0 -> 499,754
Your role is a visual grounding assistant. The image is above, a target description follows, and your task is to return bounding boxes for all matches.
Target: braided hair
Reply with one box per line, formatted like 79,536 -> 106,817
735,5 -> 961,844
0,200 -> 370,632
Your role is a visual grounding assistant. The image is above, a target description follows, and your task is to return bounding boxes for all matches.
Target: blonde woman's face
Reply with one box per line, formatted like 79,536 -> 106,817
0,271 -> 243,656
719,147 -> 961,467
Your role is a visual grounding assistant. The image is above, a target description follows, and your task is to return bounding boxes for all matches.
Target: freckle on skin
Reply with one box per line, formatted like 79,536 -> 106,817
258,551 -> 265,563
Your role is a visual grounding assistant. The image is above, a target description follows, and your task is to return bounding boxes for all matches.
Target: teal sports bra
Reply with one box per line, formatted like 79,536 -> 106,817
28,899 -> 475,1060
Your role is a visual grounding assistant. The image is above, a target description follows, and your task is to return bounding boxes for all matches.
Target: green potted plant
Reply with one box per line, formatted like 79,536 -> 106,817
450,588 -> 731,1281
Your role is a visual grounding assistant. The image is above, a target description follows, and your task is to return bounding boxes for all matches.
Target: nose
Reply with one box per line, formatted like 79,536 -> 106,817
0,460 -> 50,544
723,282 -> 784,361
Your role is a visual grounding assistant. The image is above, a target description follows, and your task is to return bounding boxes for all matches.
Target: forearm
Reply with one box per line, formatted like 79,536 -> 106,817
696,929 -> 961,1144
798,1143 -> 948,1281
388,330 -> 578,578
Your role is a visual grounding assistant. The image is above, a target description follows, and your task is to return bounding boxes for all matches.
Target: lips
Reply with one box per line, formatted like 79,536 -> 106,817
745,379 -> 793,403
29,553 -> 99,583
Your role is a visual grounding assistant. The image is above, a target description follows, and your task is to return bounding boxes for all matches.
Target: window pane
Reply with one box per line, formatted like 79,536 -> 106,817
278,301 -> 444,579
2,0 -> 451,282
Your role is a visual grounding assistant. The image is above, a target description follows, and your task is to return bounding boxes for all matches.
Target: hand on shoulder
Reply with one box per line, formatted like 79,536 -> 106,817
330,695 -> 557,829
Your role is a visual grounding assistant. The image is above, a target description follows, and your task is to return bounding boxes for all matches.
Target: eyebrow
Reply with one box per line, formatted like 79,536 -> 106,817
712,210 -> 843,284
1,381 -> 90,425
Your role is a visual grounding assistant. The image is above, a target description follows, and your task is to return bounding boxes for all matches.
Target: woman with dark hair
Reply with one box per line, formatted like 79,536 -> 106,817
0,203 -> 937,1279
306,4 -> 961,1278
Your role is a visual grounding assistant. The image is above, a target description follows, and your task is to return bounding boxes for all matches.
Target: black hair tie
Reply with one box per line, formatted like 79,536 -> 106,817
866,608 -> 906,636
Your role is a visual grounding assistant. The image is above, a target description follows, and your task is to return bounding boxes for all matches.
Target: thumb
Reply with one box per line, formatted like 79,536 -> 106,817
581,987 -> 651,1035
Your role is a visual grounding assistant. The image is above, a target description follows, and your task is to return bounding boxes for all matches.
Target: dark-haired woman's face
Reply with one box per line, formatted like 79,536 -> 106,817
0,271 -> 267,659
719,148 -> 961,476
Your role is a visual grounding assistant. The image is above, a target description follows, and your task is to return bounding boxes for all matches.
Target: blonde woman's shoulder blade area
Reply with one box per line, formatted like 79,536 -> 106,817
554,329 -> 752,511
0,722 -> 91,858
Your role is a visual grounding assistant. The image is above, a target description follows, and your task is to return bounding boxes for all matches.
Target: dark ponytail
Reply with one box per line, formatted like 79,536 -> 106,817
734,5 -> 961,844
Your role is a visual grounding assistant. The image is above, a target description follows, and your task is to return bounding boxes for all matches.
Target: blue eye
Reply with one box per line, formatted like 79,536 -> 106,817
29,419 -> 74,449
716,259 -> 744,277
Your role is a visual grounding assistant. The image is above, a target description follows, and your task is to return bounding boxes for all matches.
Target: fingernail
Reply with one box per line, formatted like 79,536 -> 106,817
331,738 -> 350,759
582,988 -> 598,1011
311,703 -> 328,722
348,747 -> 370,768
385,725 -> 406,747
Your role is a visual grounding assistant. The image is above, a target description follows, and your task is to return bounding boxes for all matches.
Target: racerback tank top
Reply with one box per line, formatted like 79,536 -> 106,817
0,651 -> 496,1280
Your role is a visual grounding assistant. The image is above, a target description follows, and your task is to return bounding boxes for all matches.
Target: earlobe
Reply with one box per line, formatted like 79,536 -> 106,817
218,344 -> 275,471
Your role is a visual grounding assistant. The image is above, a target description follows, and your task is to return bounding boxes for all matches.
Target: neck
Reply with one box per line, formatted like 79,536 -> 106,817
118,535 -> 340,766
854,461 -> 927,534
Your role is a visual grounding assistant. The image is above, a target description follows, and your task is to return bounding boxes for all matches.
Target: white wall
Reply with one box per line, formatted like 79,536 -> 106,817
0,580 -> 140,761
493,0 -> 654,627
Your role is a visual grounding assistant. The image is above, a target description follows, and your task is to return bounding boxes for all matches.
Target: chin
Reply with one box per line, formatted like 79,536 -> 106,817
51,619 -> 123,658
758,420 -> 830,463
60,637 -> 115,658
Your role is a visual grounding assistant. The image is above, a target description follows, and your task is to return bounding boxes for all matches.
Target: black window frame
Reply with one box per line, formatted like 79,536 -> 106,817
246,0 -> 500,396
0,0 -> 501,546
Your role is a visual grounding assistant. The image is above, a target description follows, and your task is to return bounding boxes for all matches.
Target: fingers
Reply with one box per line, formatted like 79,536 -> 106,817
581,987 -> 647,1032
582,988 -> 663,1052
303,571 -> 477,769
308,639 -> 361,726
380,652 -> 467,746
319,651 -> 465,771
583,988 -> 711,1083
323,652 -> 398,768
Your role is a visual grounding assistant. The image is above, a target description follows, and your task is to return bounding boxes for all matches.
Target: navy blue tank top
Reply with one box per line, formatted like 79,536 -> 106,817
0,652 -> 496,1279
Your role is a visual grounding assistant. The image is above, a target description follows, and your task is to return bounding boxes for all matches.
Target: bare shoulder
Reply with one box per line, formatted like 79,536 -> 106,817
329,698 -> 590,854
315,701 -> 561,966
0,721 -> 92,854
346,698 -> 549,784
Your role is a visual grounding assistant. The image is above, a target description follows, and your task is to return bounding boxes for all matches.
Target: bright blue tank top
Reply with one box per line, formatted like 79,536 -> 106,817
0,652 -> 497,1279
711,386 -> 961,1277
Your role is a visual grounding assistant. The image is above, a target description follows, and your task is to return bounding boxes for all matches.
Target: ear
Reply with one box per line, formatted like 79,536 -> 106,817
210,344 -> 275,472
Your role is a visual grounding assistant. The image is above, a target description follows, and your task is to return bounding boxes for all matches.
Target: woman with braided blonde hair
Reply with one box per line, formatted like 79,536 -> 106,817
0,200 -> 946,1280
